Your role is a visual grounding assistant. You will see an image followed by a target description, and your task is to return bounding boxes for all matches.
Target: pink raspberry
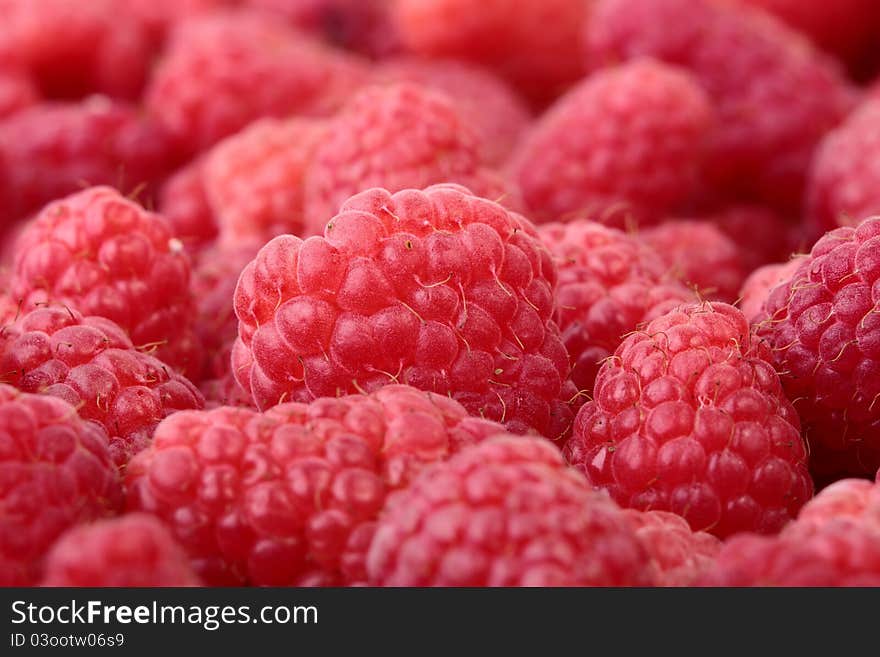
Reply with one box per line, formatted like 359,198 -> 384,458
642,220 -> 749,302
0,98 -> 179,229
121,0 -> 227,44
566,302 -> 812,537
0,65 -> 38,119
158,159 -> 218,254
623,509 -> 721,586
510,59 -> 713,226
367,435 -> 657,586
391,0 -> 590,105
539,219 -> 696,393
0,384 -> 122,585
755,217 -> 880,478
145,10 -> 370,155
126,385 -> 505,585
376,58 -> 532,166
797,478 -> 880,529
204,118 -> 328,246
41,513 -> 201,587
234,184 -> 577,439
0,0 -> 153,100
303,83 -> 505,234
8,187 -> 203,376
586,0 -> 856,211
738,257 -> 805,322
1,306 -> 204,466
807,101 -> 880,235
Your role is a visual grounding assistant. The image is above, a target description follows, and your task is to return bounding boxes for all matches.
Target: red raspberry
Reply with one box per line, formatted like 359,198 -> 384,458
145,10 -> 370,155
0,0 -> 153,100
391,0 -> 589,105
303,83 -> 504,234
510,59 -> 713,226
797,478 -> 880,529
41,513 -> 201,587
807,101 -> 880,235
0,65 -> 38,119
643,220 -> 749,302
0,384 -> 122,585
539,220 -> 696,394
755,217 -> 880,478
376,58 -> 532,166
122,0 -> 227,44
0,98 -> 179,229
623,509 -> 721,586
566,302 -> 812,537
125,385 -> 505,585
8,187 -> 203,376
738,257 -> 805,321
158,159 -> 218,254
367,435 -> 657,586
234,184 -> 577,439
204,118 -> 328,246
1,306 -> 204,466
586,0 -> 855,211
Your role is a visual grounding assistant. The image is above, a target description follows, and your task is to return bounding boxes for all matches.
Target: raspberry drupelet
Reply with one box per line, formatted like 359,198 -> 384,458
8,186 -> 203,376
566,302 -> 812,538
1,306 -> 204,466
233,184 -> 578,440
366,435 -> 658,586
0,384 -> 122,585
125,385 -> 506,585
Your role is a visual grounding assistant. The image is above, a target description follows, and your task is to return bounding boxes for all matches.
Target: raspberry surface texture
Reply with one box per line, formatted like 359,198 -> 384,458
158,159 -> 217,254
566,302 -> 812,537
234,184 -> 577,439
738,258 -> 804,321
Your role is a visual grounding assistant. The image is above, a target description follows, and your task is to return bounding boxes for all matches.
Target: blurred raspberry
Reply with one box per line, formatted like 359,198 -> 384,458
797,478 -> 880,529
158,159 -> 218,254
0,65 -> 38,119
738,257 -> 805,321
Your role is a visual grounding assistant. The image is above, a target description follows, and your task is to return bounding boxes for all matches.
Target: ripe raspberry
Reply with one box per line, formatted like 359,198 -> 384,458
755,217 -> 880,478
807,101 -> 880,235
566,302 -> 812,537
0,384 -> 122,585
41,513 -> 201,587
145,10 -> 370,155
234,184 -> 577,439
367,435 -> 657,586
643,220 -> 748,302
0,0 -> 153,100
303,83 -> 503,234
738,257 -> 805,321
539,220 -> 696,393
203,118 -> 327,246
0,98 -> 179,228
122,0 -> 226,44
376,58 -> 532,166
797,478 -> 880,529
1,306 -> 204,466
391,0 -> 589,105
126,385 -> 505,585
586,0 -> 855,211
0,65 -> 37,119
510,59 -> 713,226
158,159 -> 218,254
623,509 -> 721,586
8,187 -> 203,375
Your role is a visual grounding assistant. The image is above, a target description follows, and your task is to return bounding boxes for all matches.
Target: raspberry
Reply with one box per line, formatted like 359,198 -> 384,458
755,217 -> 880,478
234,184 -> 577,439
204,118 -> 327,246
1,306 -> 204,466
0,65 -> 38,119
391,0 -> 589,105
566,302 -> 812,537
0,0 -> 153,100
0,384 -> 122,585
303,83 -> 499,235
158,159 -> 218,254
738,257 -> 805,321
643,220 -> 749,302
125,385 -> 505,585
122,0 -> 226,44
8,187 -> 203,376
797,478 -> 880,529
623,509 -> 721,586
145,10 -> 370,155
539,220 -> 696,393
41,513 -> 201,587
807,101 -> 880,234
0,98 -> 179,229
699,204 -> 800,274
586,0 -> 855,211
376,58 -> 532,166
510,59 -> 713,226
366,435 -> 657,586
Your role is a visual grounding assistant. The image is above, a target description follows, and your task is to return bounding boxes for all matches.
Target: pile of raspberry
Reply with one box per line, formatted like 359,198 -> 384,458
5,0 -> 880,588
